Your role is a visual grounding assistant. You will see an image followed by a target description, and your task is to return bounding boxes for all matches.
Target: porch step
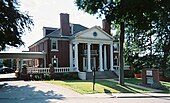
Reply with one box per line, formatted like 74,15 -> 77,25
86,71 -> 118,80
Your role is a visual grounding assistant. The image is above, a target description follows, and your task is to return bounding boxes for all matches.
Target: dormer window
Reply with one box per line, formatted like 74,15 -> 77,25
51,40 -> 58,51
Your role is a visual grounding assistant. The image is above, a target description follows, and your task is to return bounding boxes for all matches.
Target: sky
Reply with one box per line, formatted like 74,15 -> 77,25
8,0 -> 103,52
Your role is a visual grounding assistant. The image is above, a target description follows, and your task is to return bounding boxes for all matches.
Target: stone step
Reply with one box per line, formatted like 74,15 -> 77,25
86,71 -> 118,80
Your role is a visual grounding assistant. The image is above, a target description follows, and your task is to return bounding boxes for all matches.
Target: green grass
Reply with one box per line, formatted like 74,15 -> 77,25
161,81 -> 170,90
45,80 -> 151,94
125,78 -> 170,92
125,78 -> 143,84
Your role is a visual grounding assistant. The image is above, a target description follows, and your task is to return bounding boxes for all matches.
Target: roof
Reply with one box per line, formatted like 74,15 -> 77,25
28,24 -> 88,48
46,24 -> 88,38
71,26 -> 113,40
72,24 -> 88,34
0,52 -> 46,59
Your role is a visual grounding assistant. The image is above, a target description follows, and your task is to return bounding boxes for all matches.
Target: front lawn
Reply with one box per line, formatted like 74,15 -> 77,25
125,78 -> 143,85
45,80 -> 151,94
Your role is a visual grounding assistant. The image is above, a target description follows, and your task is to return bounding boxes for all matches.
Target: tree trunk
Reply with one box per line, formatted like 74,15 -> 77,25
119,21 -> 125,85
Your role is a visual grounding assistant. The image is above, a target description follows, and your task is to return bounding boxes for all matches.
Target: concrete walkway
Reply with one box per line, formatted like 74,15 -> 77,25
0,73 -> 16,79
0,80 -> 170,103
105,79 -> 163,92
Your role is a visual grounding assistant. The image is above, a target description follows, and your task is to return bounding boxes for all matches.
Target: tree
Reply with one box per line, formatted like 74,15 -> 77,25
0,0 -> 33,51
124,1 -> 170,77
75,0 -> 126,85
75,0 -> 170,85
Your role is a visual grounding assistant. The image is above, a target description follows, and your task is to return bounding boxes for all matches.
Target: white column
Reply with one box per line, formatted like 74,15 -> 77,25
69,43 -> 73,68
44,58 -> 46,68
20,59 -> 23,73
99,43 -> 104,71
104,45 -> 107,70
16,59 -> 20,71
87,43 -> 92,72
74,42 -> 79,72
110,43 -> 114,71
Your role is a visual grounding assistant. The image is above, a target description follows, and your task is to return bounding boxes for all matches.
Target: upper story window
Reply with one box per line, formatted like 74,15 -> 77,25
114,43 -> 119,51
51,40 -> 58,51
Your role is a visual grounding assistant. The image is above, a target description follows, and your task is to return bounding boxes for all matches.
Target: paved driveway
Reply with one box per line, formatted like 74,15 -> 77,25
0,81 -> 82,103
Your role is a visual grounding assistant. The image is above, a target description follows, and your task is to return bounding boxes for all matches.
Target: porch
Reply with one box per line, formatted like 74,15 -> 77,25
26,66 -> 123,80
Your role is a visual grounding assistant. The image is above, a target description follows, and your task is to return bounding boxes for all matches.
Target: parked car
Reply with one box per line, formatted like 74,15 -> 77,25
0,66 -> 14,74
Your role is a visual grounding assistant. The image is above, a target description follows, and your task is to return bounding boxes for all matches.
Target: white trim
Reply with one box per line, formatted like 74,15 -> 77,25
69,43 -> 73,67
83,57 -> 96,72
99,43 -> 104,71
87,43 -> 92,72
71,26 -> 113,39
71,38 -> 113,45
104,45 -> 107,70
52,58 -> 58,67
110,43 -> 114,71
74,43 -> 79,71
51,39 -> 58,51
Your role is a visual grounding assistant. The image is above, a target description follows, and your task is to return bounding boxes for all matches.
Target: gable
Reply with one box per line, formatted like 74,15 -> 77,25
75,26 -> 112,40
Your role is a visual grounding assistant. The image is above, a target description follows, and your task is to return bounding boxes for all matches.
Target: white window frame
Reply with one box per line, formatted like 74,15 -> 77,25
51,39 -> 58,51
52,58 -> 58,67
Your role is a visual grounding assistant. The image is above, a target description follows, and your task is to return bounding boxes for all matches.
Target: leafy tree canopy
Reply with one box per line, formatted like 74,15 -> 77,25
0,0 -> 33,51
75,0 -> 170,78
76,0 -> 169,30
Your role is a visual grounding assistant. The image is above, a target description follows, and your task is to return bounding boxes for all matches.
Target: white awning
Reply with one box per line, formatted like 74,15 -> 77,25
0,52 -> 46,59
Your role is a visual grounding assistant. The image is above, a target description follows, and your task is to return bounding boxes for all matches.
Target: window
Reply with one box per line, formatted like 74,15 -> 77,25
114,56 -> 118,66
51,40 -> 58,51
52,58 -> 58,67
114,43 -> 119,51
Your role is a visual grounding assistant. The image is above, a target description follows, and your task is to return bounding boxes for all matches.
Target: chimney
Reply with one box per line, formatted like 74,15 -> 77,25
102,19 -> 111,34
60,13 -> 70,36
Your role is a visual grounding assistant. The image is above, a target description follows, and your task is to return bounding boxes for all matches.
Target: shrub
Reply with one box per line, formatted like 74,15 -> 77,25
63,73 -> 70,80
44,74 -> 51,80
124,72 -> 134,78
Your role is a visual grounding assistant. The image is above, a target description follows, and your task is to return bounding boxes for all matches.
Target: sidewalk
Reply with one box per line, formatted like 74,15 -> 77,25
105,79 -> 163,92
85,79 -> 170,98
0,73 -> 17,81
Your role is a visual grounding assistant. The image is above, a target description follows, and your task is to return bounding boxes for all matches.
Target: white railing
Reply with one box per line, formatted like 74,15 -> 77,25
54,67 -> 69,73
83,50 -> 98,55
113,65 -> 130,70
27,67 -> 77,74
27,67 -> 50,74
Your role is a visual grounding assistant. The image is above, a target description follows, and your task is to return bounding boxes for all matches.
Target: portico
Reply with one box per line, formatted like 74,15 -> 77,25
69,26 -> 115,72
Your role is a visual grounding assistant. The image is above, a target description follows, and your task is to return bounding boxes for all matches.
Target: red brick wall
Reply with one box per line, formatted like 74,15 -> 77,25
60,13 -> 70,36
49,40 -> 69,67
102,19 -> 111,34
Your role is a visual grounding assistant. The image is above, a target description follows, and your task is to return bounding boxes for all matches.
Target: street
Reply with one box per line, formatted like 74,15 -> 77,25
0,95 -> 169,103
0,81 -> 170,103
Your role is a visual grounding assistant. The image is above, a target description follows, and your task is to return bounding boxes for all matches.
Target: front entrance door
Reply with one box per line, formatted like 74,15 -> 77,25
83,57 -> 96,71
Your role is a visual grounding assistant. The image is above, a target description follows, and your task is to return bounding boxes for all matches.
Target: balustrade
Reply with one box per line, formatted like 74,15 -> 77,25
27,67 -> 77,74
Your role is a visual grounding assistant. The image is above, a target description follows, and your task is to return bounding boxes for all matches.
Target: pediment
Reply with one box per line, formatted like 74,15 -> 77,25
74,26 -> 113,40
